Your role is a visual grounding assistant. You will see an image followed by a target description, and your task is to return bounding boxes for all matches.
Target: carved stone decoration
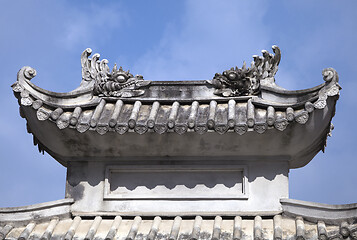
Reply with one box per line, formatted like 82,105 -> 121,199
32,100 -> 43,110
12,66 -> 37,107
135,124 -> 148,135
207,45 -> 281,97
81,48 -> 151,98
254,123 -> 267,134
274,119 -> 288,131
194,125 -> 207,134
350,226 -> 357,240
295,111 -> 309,124
20,96 -> 33,106
23,66 -> 37,80
314,68 -> 341,109
115,124 -> 129,134
36,108 -> 51,121
234,124 -> 248,135
77,123 -> 90,133
57,119 -> 69,130
96,126 -> 109,135
215,124 -> 228,135
154,124 -> 167,134
21,91 -> 34,105
12,82 -> 24,93
174,124 -> 188,135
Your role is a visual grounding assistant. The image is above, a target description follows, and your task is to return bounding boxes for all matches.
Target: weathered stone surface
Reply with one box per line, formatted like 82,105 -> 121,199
0,199 -> 73,226
66,161 -> 287,214
281,198 -> 357,224
1,213 -> 357,240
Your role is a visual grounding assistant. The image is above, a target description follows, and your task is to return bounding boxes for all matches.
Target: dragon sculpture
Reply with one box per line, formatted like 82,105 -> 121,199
207,45 -> 281,97
80,48 -> 150,98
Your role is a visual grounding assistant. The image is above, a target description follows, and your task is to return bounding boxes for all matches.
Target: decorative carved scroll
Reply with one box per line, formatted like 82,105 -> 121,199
207,45 -> 281,97
11,67 -> 37,107
81,48 -> 151,98
314,68 -> 341,109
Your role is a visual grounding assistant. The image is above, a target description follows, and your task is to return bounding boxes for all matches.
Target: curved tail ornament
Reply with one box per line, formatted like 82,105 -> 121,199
314,68 -> 341,109
12,66 -> 37,106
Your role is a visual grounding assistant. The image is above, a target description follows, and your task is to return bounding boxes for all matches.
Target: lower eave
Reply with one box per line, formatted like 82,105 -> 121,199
0,199 -> 356,240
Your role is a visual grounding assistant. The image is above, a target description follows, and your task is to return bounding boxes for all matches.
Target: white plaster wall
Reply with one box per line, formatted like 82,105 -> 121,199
67,160 -> 289,214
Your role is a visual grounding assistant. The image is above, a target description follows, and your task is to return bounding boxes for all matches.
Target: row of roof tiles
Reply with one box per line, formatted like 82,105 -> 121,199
1,215 -> 356,240
21,97 -> 317,135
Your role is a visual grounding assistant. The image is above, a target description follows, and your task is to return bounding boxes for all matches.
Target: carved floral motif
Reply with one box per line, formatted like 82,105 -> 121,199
81,48 -> 151,98
174,125 -> 188,135
274,119 -> 288,131
295,111 -> 309,124
207,45 -> 281,97
234,125 -> 247,135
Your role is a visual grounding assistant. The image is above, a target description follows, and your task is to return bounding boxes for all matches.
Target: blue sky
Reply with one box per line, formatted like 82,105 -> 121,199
0,1 -> 356,207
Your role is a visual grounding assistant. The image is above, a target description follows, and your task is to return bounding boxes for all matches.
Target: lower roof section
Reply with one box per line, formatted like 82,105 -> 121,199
1,199 -> 356,240
281,199 -> 357,225
1,214 -> 357,240
0,199 -> 73,225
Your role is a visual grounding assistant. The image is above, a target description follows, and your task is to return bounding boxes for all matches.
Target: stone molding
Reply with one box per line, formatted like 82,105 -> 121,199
0,198 -> 73,226
281,198 -> 357,224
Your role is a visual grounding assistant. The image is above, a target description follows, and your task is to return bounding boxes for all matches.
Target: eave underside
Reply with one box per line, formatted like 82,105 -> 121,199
19,96 -> 336,169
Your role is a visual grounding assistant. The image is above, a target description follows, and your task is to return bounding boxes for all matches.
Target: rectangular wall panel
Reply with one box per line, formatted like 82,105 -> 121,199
104,165 -> 248,200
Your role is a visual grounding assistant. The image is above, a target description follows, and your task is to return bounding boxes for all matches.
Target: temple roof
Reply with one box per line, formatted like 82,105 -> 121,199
11,46 -> 340,168
5,47 -> 354,239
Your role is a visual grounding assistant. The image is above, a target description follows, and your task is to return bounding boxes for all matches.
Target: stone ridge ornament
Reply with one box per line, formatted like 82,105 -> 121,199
314,68 -> 341,109
81,48 -> 151,98
207,45 -> 281,97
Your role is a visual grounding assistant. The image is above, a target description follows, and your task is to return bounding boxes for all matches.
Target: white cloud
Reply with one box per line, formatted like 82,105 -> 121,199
57,3 -> 127,50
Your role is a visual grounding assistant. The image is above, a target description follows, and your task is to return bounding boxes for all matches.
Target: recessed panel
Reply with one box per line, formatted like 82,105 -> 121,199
104,166 -> 248,199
